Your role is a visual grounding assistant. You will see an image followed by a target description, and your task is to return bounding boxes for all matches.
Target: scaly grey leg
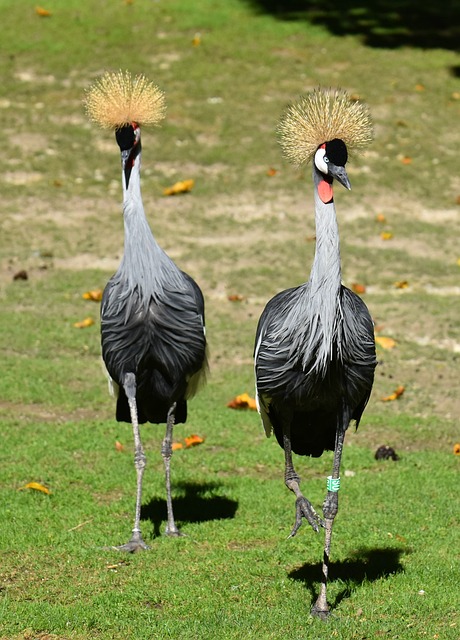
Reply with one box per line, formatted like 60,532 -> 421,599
116,372 -> 150,552
161,402 -> 183,536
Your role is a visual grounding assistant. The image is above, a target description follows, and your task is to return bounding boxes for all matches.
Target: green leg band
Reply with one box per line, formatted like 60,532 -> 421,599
327,476 -> 341,492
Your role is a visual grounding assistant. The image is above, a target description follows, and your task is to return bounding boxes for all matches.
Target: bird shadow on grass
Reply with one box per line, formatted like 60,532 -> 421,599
140,481 -> 238,538
289,546 -> 406,609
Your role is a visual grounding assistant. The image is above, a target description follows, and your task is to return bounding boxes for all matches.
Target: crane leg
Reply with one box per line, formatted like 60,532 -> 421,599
283,425 -> 324,536
311,422 -> 346,619
161,402 -> 183,537
116,372 -> 150,552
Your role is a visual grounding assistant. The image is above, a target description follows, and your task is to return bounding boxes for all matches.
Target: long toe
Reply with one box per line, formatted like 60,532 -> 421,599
311,602 -> 330,620
112,530 -> 150,552
289,496 -> 325,537
115,539 -> 150,553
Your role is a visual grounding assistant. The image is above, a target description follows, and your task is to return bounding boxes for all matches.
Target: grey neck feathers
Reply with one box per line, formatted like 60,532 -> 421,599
293,165 -> 344,374
117,152 -> 184,300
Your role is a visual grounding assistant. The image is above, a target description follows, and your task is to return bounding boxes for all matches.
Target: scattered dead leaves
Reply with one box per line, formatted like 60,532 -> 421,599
172,434 -> 205,450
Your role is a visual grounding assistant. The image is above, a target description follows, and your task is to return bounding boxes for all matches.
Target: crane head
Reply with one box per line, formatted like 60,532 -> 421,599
115,123 -> 141,188
314,139 -> 351,190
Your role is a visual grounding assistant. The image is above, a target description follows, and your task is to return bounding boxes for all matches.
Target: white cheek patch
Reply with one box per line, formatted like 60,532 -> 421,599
314,147 -> 329,175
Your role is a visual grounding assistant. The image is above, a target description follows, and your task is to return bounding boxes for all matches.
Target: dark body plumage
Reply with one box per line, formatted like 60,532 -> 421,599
102,270 -> 206,425
100,123 -> 207,550
255,282 -> 375,457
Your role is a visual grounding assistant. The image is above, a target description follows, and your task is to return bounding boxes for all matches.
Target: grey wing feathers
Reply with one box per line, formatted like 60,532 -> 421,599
341,286 -> 376,423
254,286 -> 300,436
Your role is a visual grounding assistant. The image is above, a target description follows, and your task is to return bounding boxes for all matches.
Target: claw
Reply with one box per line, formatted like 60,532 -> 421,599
110,529 -> 150,553
288,496 -> 325,537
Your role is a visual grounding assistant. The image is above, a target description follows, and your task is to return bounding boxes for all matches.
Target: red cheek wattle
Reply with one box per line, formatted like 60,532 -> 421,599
318,179 -> 333,204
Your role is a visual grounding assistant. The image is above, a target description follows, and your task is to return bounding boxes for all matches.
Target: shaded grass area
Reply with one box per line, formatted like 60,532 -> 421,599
245,0 -> 460,50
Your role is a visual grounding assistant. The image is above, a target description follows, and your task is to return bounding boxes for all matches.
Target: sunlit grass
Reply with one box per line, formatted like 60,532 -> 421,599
0,0 -> 459,638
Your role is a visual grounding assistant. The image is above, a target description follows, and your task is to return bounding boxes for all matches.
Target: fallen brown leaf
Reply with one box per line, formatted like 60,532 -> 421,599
35,6 -> 52,16
380,231 -> 394,240
163,179 -> 194,196
13,270 -> 28,281
266,167 -> 277,176
375,336 -> 396,349
115,441 -> 125,452
184,434 -> 205,448
453,443 -> 460,455
381,385 -> 405,402
19,481 -> 51,495
227,294 -> 245,302
73,317 -> 95,328
394,280 -> 409,289
400,155 -> 413,165
172,442 -> 184,451
351,283 -> 366,294
227,392 -> 257,411
82,289 -> 103,301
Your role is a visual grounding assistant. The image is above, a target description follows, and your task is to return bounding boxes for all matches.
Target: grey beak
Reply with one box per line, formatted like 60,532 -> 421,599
328,164 -> 351,190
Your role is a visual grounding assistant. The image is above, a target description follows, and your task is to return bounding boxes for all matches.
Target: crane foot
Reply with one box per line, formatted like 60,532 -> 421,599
111,530 -> 150,552
288,496 -> 325,537
311,602 -> 330,620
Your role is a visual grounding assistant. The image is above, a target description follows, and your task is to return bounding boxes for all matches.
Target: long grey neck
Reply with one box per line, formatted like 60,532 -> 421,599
310,165 -> 342,295
117,150 -> 182,296
301,165 -> 343,372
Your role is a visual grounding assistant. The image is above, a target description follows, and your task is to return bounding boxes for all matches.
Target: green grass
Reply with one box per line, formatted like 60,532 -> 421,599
1,0 -> 459,638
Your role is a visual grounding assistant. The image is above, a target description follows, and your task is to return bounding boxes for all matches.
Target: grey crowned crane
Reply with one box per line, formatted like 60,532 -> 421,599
85,71 -> 207,552
254,88 -> 376,616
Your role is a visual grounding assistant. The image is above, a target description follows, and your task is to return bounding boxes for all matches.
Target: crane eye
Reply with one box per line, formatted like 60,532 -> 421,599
314,147 -> 329,174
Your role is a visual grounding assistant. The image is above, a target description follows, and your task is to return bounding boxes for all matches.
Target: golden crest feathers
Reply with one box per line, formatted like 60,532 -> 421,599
84,70 -> 166,129
278,88 -> 373,166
